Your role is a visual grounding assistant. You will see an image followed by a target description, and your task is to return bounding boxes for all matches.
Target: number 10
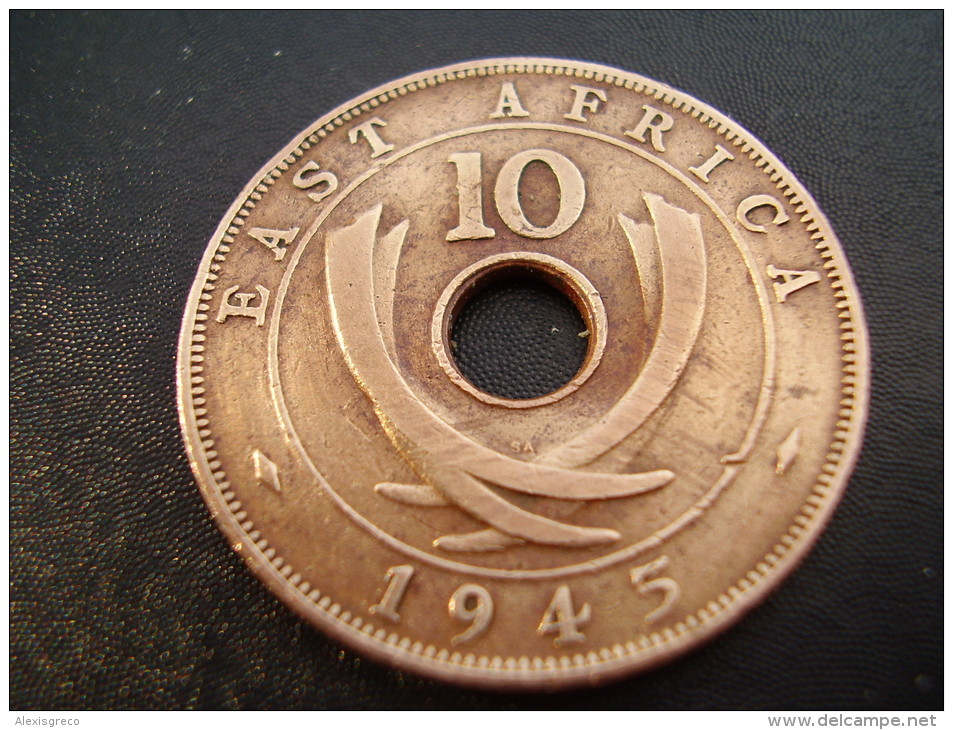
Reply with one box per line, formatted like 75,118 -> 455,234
447,148 -> 586,242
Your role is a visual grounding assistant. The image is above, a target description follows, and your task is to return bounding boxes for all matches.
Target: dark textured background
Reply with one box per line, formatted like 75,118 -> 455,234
452,279 -> 590,400
10,10 -> 942,710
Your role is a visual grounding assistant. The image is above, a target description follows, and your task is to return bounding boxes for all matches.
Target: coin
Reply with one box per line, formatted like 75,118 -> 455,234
177,58 -> 869,689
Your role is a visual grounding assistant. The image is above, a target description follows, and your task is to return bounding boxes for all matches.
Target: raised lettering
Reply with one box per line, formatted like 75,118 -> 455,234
348,117 -> 394,158
564,84 -> 607,123
737,194 -> 791,233
448,583 -> 494,645
630,555 -> 680,623
447,152 -> 495,241
489,81 -> 529,119
247,226 -> 299,261
216,285 -> 270,326
624,105 -> 674,153
370,565 -> 414,623
293,161 -> 339,204
538,585 -> 591,646
766,264 -> 821,303
689,144 -> 736,183
494,148 -> 585,239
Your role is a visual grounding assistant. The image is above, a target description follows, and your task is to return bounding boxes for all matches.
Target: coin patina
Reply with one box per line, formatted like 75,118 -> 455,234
177,58 -> 869,689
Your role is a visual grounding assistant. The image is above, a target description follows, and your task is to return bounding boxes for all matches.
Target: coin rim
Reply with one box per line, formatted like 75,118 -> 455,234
176,57 -> 870,690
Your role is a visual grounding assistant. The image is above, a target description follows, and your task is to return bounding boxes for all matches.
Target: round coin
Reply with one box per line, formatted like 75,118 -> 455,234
177,58 -> 869,689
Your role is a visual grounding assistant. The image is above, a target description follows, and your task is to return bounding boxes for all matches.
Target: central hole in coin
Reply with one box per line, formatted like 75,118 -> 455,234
449,269 -> 590,400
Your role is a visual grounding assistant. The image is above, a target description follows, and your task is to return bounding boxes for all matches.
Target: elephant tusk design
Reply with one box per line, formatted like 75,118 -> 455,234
324,194 -> 706,550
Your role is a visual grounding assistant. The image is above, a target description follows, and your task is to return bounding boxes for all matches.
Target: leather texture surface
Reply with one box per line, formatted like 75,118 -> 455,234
11,10 -> 942,710
452,280 -> 590,399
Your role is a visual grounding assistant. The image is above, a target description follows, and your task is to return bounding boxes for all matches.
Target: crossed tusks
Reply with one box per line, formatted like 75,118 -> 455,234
325,194 -> 707,551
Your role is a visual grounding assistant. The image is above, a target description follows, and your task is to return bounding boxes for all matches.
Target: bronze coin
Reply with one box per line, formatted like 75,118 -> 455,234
177,58 -> 869,689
